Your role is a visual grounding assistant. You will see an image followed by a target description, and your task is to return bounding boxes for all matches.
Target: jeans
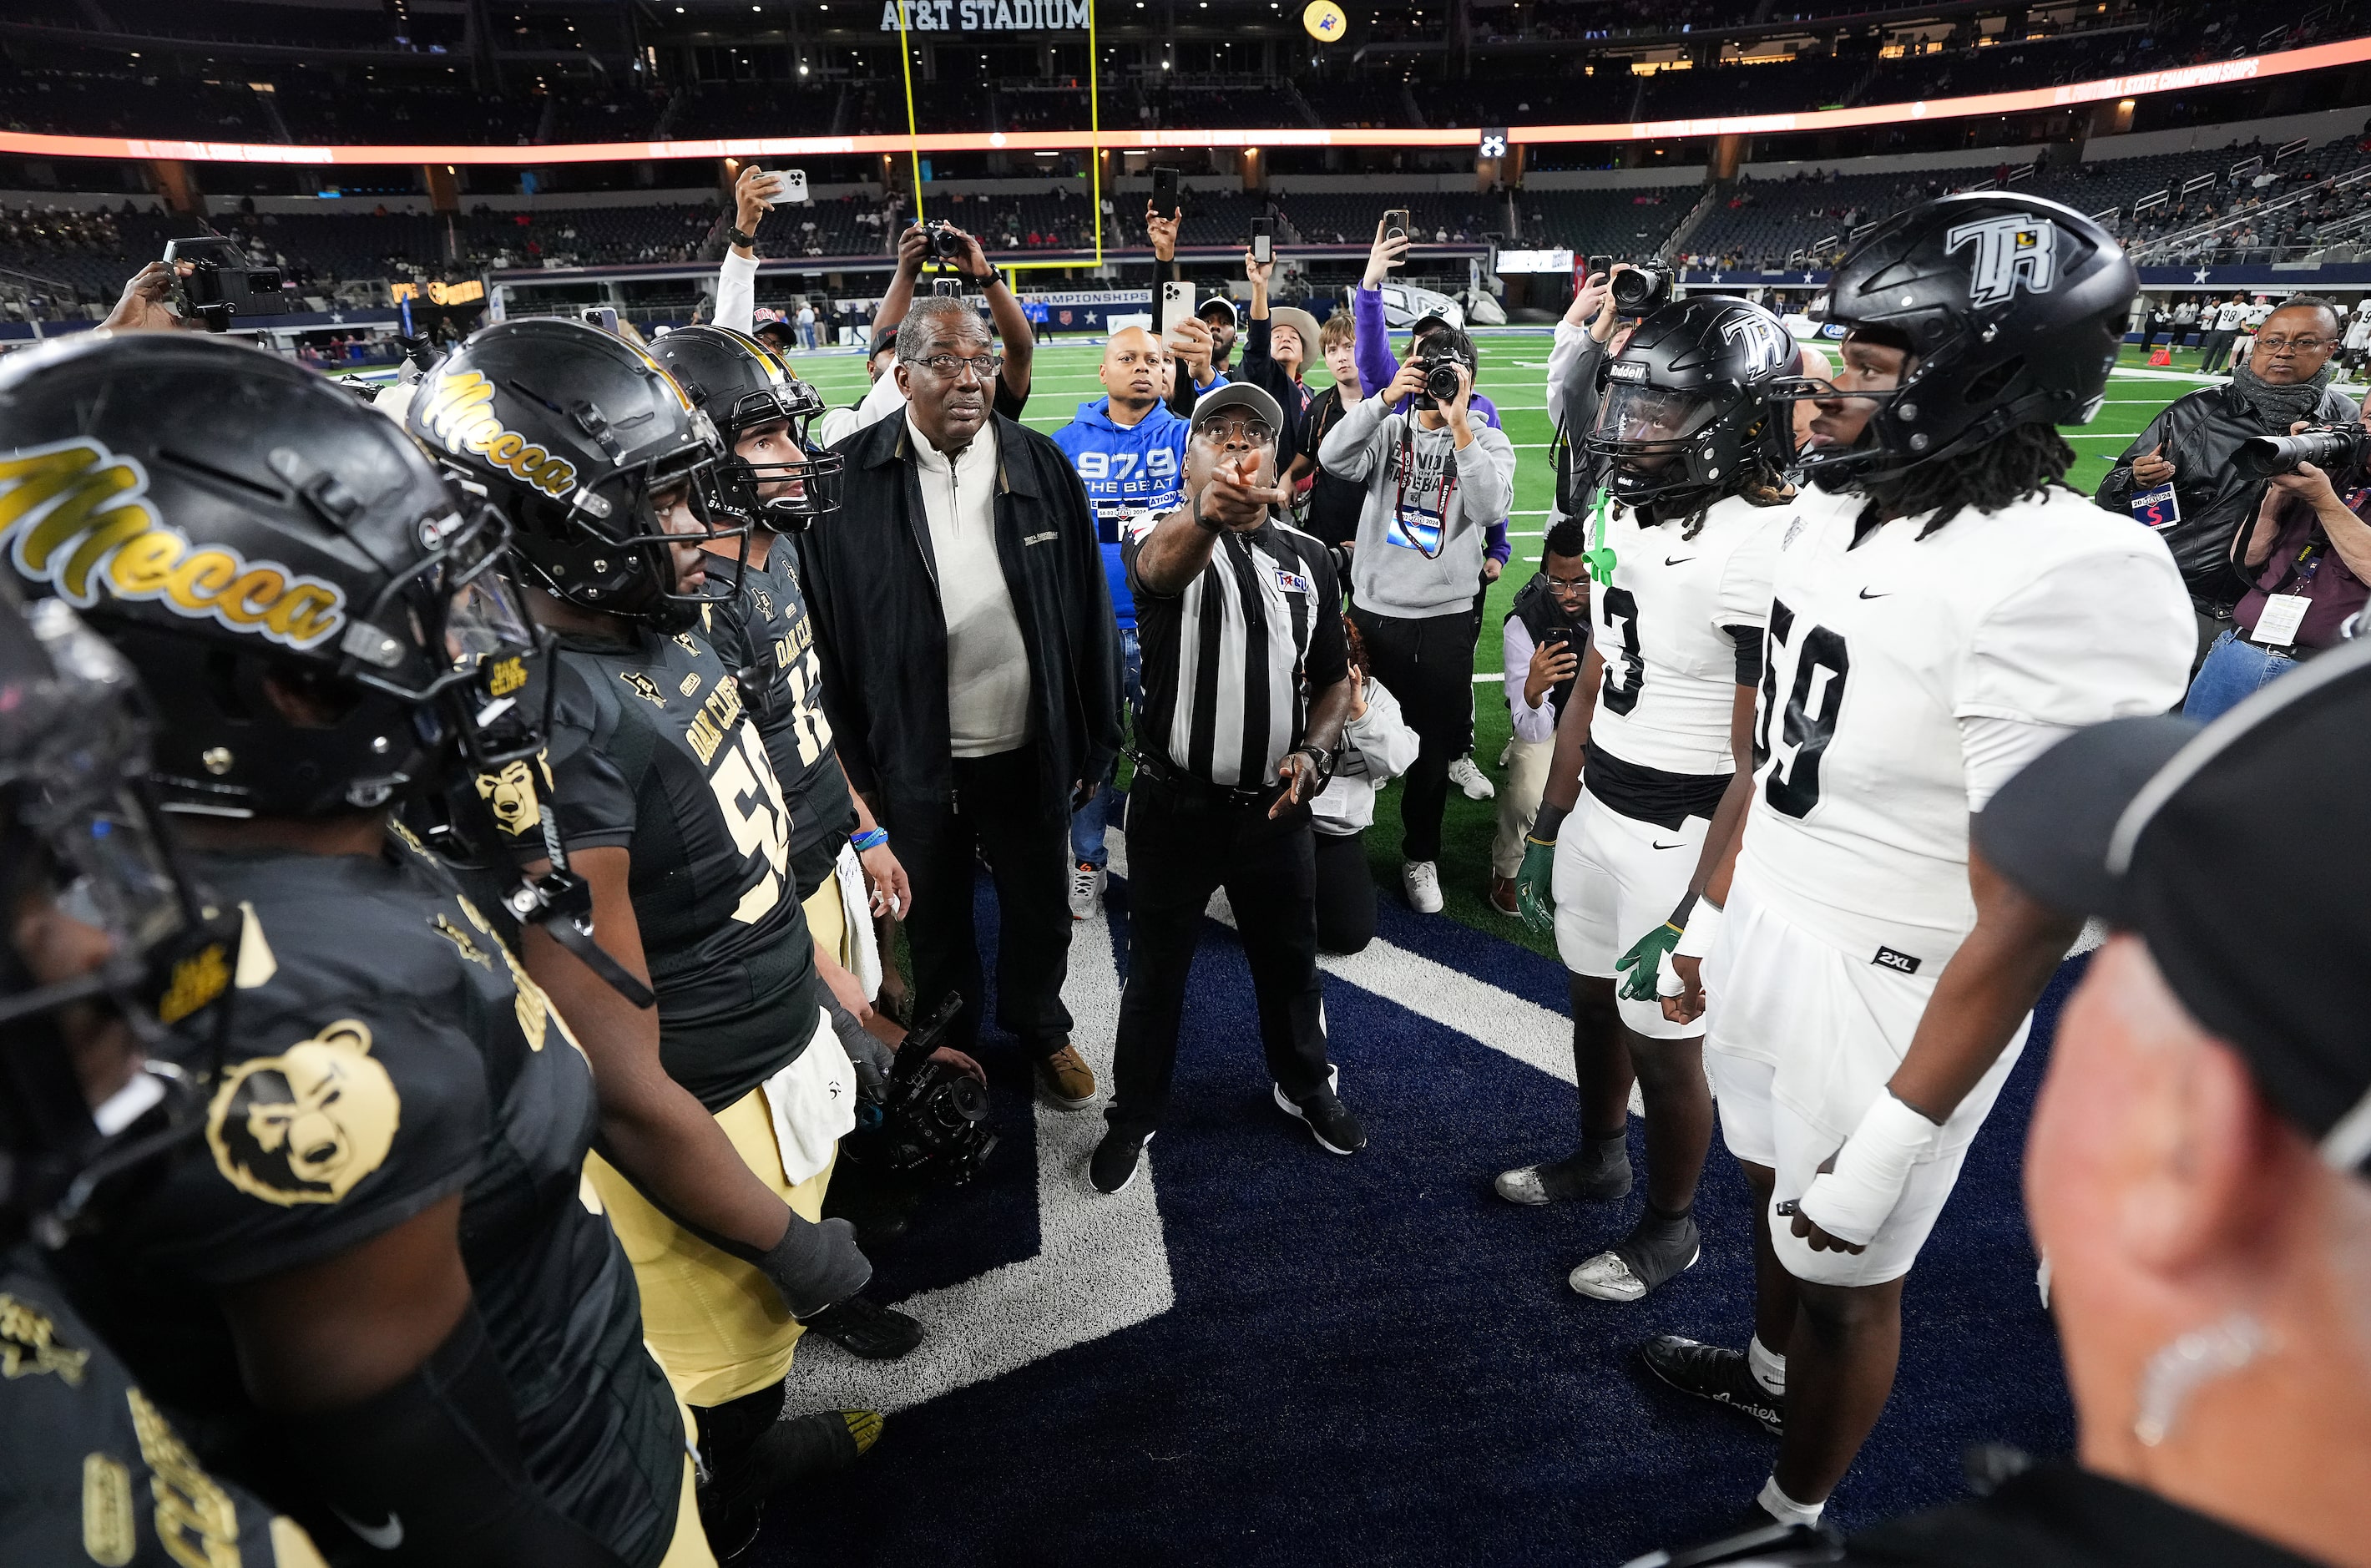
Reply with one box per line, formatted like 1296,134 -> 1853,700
1069,627 -> 1142,870
2183,629 -> 2298,722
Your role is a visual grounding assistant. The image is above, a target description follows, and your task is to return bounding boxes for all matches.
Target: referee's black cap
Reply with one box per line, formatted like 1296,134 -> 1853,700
1191,381 -> 1286,438
1975,639 -> 2371,1176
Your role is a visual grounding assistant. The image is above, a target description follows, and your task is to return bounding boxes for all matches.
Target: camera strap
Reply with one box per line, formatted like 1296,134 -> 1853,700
1388,421 -> 1457,559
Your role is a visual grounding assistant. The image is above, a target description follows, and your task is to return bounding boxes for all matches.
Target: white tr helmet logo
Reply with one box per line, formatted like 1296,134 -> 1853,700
1945,213 -> 2059,308
1717,311 -> 1792,375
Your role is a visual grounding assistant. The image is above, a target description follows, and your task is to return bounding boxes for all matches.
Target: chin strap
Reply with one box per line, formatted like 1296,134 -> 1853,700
502,864 -> 655,1010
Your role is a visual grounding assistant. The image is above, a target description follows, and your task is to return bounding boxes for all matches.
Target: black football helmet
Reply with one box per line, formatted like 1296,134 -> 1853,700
648,325 -> 843,529
1585,295 -> 1798,513
410,318 -> 736,632
0,332 -> 549,820
0,575 -> 240,1248
1776,192 -> 2136,484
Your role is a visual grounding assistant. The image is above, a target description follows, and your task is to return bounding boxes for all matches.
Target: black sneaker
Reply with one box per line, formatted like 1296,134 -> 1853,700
1570,1207 -> 1702,1302
796,1296 -> 923,1360
1640,1334 -> 1784,1435
1273,1081 -> 1367,1155
1090,1127 -> 1153,1193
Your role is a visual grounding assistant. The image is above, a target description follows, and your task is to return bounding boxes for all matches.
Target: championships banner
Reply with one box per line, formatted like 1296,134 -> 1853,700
0,37 -> 2362,164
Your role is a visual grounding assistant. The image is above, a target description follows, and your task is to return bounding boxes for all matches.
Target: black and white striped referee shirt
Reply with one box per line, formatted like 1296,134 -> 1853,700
1122,516 -> 1351,790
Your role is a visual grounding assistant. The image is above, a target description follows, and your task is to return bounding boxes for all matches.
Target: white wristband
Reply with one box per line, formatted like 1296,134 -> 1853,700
1672,898 -> 1724,960
1656,964 -> 1686,999
1795,1090 -> 1941,1247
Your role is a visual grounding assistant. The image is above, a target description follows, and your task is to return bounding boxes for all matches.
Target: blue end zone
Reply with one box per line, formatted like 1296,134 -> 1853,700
771,873 -> 2079,1565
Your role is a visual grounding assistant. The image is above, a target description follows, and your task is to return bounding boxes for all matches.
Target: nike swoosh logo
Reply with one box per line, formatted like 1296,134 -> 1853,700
1663,554 -> 1696,566
332,1509 -> 405,1551
1651,840 -> 1686,850
1858,588 -> 1891,599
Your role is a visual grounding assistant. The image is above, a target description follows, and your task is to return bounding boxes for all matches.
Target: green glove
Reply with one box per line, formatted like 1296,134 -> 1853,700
1515,837 -> 1558,934
1615,919 -> 1684,1003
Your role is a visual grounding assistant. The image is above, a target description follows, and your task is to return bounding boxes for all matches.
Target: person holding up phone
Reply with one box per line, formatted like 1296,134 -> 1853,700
1489,518 -> 1591,917
1146,200 -> 1230,416
1236,242 -> 1323,473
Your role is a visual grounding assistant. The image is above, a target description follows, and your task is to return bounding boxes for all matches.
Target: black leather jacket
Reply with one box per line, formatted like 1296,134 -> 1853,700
2095,378 -> 2359,609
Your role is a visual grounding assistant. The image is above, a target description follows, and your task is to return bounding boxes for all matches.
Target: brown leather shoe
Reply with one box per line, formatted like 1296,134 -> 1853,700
1034,1042 -> 1097,1110
1488,876 -> 1520,917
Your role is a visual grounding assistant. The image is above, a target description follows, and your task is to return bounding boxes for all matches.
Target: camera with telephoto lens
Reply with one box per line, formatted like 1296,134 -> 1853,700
846,994 -> 997,1187
925,220 -> 968,262
163,235 -> 283,333
1610,263 -> 1670,316
2235,422 -> 2371,482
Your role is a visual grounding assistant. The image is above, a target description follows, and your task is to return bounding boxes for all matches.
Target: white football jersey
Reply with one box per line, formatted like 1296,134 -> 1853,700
1587,492 -> 1780,777
1737,483 -> 2192,968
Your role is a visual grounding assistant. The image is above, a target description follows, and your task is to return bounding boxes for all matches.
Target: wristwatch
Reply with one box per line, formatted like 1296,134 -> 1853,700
1289,743 -> 1336,793
725,225 -> 757,250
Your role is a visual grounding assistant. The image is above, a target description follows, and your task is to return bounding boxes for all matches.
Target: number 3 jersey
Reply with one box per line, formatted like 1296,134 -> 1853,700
528,620 -> 827,1110
1585,493 -> 1780,822
1738,484 -> 2193,968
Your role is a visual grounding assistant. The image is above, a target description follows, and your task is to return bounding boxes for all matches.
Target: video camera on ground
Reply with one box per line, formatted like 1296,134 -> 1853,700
847,994 -> 997,1187
1610,264 -> 1671,316
2235,422 -> 2371,482
163,235 -> 282,333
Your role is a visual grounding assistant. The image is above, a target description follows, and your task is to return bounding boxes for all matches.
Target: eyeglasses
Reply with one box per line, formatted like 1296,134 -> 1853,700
2255,336 -> 2330,353
1194,417 -> 1274,445
1545,572 -> 1589,591
908,352 -> 1004,381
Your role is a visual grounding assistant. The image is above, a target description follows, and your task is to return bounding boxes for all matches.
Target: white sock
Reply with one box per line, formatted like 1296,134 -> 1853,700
1756,1475 -> 1824,1528
1747,1334 -> 1787,1397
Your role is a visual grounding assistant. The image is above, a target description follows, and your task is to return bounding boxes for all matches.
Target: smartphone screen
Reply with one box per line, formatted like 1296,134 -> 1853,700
1383,209 -> 1411,243
1158,280 -> 1195,337
1251,218 -> 1274,265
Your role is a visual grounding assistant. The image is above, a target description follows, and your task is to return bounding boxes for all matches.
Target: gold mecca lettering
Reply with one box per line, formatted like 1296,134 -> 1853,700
0,440 -> 346,650
416,370 -> 580,498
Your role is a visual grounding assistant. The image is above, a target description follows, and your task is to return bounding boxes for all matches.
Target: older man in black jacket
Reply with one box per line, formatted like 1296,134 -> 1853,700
801,295 -> 1123,1109
2096,296 -> 2359,661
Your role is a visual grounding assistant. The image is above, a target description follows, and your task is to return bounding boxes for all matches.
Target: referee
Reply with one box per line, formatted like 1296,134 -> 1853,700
1091,383 -> 1366,1194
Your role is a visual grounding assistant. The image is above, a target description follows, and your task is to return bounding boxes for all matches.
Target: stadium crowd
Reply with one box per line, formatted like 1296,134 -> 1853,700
4,106 -> 2371,1568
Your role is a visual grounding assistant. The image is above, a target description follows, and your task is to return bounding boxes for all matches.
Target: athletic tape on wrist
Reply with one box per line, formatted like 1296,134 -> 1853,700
1671,898 -> 1724,960
1796,1090 -> 1942,1247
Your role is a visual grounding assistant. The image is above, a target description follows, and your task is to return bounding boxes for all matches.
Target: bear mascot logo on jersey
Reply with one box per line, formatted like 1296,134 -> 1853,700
206,1020 -> 401,1207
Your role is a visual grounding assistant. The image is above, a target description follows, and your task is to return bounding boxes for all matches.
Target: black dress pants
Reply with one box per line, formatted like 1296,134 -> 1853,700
1349,604 -> 1476,863
892,745 -> 1073,1060
1312,827 -> 1378,955
1106,780 -> 1333,1136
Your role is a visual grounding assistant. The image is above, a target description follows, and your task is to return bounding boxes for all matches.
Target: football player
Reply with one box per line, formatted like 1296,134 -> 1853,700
0,575 -> 328,1567
1638,195 -> 2195,1528
2,332 -> 703,1565
409,320 -> 901,1558
1504,296 -> 1794,1302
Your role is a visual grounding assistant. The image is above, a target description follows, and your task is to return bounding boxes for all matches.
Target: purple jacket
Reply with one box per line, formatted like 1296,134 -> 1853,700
1352,285 -> 1510,566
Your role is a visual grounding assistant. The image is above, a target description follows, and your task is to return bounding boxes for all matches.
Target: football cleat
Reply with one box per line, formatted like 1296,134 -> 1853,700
1640,1334 -> 1784,1435
1570,1209 -> 1701,1301
1494,1145 -> 1633,1206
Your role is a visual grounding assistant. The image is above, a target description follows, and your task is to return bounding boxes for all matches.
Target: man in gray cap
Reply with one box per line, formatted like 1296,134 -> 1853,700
1090,382 -> 1366,1193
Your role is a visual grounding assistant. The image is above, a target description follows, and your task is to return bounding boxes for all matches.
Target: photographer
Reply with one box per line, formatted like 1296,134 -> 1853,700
1145,200 -> 1231,415
1545,266 -> 1635,534
1283,312 -> 1373,560
1488,518 -> 1590,917
1318,326 -> 1517,915
1091,383 -> 1363,1194
2183,413 -> 2371,721
2096,296 -> 2358,660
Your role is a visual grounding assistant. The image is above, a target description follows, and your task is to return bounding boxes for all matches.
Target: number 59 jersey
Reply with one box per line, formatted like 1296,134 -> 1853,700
1588,493 -> 1782,778
1737,485 -> 2193,968
512,621 -> 827,1111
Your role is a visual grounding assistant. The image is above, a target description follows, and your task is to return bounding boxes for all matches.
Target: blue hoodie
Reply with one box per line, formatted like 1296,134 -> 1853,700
1051,395 -> 1191,631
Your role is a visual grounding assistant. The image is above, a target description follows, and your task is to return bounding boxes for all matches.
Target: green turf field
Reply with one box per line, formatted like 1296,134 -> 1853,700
783,332 -> 2217,957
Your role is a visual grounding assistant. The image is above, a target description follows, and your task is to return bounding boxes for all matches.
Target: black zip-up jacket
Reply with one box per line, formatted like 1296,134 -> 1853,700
799,409 -> 1123,824
2095,377 -> 2359,609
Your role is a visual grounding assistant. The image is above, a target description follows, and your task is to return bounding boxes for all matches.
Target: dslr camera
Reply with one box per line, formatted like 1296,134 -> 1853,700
1413,352 -> 1469,410
846,995 -> 997,1188
163,235 -> 283,333
924,220 -> 968,263
2235,422 -> 2371,483
1610,263 -> 1671,316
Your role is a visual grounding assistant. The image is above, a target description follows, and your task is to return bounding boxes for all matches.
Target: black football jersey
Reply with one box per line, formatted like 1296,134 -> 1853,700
706,549 -> 857,902
0,1249 -> 310,1568
523,619 -> 825,1110
59,834 -> 684,1568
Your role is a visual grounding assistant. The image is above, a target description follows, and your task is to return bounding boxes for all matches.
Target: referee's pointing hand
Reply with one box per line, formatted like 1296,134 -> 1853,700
1197,452 -> 1283,531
